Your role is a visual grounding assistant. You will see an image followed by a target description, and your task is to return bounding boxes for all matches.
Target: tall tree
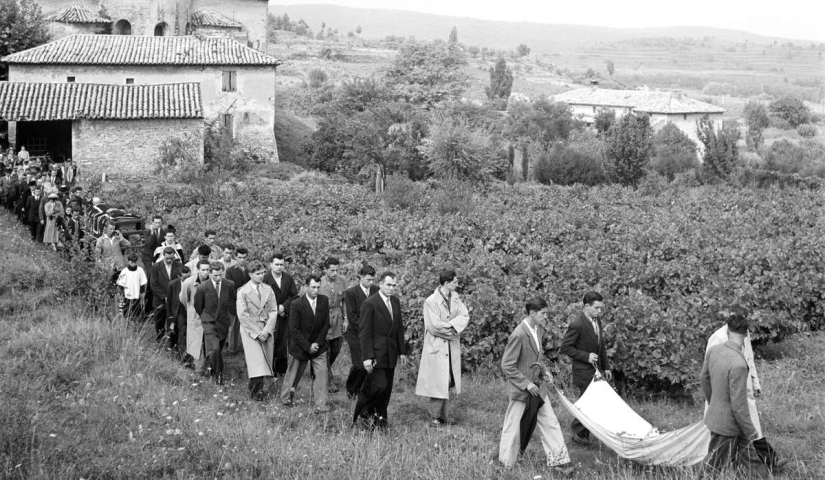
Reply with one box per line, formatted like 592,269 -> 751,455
516,44 -> 531,57
448,26 -> 458,44
697,116 -> 739,181
768,95 -> 810,128
485,57 -> 514,101
605,113 -> 653,187
743,101 -> 769,151
420,117 -> 498,184
606,59 -> 615,77
0,0 -> 50,79
384,40 -> 468,107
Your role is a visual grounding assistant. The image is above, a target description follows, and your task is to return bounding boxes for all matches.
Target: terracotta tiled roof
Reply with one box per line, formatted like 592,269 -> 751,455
47,4 -> 110,24
0,82 -> 203,121
553,88 -> 725,114
190,10 -> 244,29
2,35 -> 281,66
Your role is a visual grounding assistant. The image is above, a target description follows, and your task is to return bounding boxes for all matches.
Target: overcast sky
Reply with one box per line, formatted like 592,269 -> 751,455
272,0 -> 825,42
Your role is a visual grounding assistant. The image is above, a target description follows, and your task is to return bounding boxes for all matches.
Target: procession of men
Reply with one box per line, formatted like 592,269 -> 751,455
0,151 -> 785,477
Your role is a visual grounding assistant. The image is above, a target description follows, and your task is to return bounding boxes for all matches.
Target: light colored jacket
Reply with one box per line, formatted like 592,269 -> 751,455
236,281 -> 278,378
501,320 -> 546,402
415,288 -> 469,399
700,340 -> 760,440
181,275 -> 205,359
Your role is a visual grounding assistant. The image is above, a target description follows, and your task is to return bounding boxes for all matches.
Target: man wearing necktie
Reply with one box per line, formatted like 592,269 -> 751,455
343,264 -> 379,398
560,292 -> 612,446
279,275 -> 331,412
194,261 -> 237,385
353,271 -> 407,430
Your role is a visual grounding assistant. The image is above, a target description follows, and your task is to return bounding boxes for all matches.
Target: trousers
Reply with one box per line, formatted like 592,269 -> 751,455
499,396 -> 570,468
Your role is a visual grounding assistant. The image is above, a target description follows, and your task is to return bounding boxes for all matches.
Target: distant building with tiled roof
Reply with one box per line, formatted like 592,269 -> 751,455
553,87 -> 725,153
39,0 -> 269,52
3,35 -> 280,66
2,34 -> 280,177
0,82 -> 204,175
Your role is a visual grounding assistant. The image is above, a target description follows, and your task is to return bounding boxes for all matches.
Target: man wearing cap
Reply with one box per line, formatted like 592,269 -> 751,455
701,313 -> 770,479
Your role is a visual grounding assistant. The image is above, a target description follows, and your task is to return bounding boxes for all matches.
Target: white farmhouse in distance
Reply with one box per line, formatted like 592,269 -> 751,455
553,87 -> 725,149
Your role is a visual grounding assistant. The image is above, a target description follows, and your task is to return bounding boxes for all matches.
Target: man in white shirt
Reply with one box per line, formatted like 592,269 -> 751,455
153,227 -> 185,263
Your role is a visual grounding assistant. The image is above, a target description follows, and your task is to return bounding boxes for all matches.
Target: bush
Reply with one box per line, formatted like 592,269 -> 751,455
763,139 -> 806,174
769,115 -> 793,130
769,95 -> 811,128
534,144 -> 609,186
650,123 -> 698,181
257,161 -> 305,181
383,174 -> 425,211
307,68 -> 328,88
797,123 -> 817,138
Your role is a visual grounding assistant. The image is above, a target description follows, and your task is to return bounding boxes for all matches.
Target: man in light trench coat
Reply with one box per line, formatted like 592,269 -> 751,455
236,261 -> 279,400
415,270 -> 470,425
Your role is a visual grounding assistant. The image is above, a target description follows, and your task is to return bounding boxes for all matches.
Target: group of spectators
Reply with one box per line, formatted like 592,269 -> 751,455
0,148 -> 82,249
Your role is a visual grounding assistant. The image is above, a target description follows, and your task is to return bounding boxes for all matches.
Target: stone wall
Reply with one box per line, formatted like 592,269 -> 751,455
102,0 -> 189,36
11,64 -> 277,160
72,118 -> 204,178
48,22 -> 110,41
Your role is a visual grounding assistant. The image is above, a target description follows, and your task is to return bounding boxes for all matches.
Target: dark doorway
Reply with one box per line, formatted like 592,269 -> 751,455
154,22 -> 168,36
115,19 -> 132,35
16,120 -> 72,163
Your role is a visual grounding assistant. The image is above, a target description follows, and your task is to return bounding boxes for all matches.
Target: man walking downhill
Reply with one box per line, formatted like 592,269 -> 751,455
343,265 -> 379,398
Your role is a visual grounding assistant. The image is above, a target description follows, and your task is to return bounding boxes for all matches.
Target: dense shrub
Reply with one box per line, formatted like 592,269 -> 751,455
98,180 -> 825,392
383,174 -> 425,211
769,95 -> 811,128
650,123 -> 699,181
797,123 -> 817,138
534,144 -> 609,186
769,115 -> 793,130
306,68 -> 328,88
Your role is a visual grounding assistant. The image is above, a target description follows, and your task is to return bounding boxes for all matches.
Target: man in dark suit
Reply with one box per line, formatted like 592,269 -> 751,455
263,253 -> 299,377
193,261 -> 237,385
701,313 -> 769,479
224,247 -> 250,355
343,264 -> 379,398
560,291 -> 612,445
142,215 -> 165,312
166,266 -> 191,361
24,184 -> 42,241
354,271 -> 407,430
279,275 -> 331,412
151,247 -> 183,342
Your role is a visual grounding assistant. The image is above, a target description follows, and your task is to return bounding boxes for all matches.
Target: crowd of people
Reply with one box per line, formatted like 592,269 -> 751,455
1,148 -> 785,477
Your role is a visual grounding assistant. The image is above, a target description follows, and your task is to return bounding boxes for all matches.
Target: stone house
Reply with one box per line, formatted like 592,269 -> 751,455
0,81 -> 204,176
43,0 -> 269,51
553,88 -> 725,152
3,34 -> 282,169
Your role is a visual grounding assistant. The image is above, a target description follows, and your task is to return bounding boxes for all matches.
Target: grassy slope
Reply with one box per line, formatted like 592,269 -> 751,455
1,210 -> 822,479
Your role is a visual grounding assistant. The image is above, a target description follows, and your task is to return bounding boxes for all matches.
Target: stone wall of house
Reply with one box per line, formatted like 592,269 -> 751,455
11,64 -> 277,160
189,0 -> 268,51
102,0 -> 189,36
72,118 -> 204,178
48,22 -> 110,41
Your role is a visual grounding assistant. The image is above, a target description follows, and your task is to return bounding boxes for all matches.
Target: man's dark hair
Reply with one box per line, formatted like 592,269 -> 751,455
197,259 -> 211,269
180,266 -> 191,275
245,260 -> 265,275
269,252 -> 284,263
126,252 -> 139,262
152,214 -> 162,221
209,261 -> 225,272
222,243 -> 235,251
236,247 -> 249,256
726,313 -> 750,334
525,297 -> 548,314
359,264 -> 376,277
306,274 -> 322,285
583,292 -> 603,306
166,225 -> 176,234
438,270 -> 457,286
204,229 -> 216,237
378,271 -> 396,283
323,257 -> 340,269
197,245 -> 212,256
162,246 -> 176,256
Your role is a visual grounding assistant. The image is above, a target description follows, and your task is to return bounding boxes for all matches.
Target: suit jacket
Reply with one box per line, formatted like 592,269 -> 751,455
165,277 -> 185,322
142,227 -> 166,264
701,340 -> 759,439
193,279 -> 237,342
225,264 -> 250,291
359,293 -> 406,369
502,321 -> 547,402
288,294 -> 330,360
150,260 -> 183,306
263,271 -> 299,315
63,218 -> 83,242
343,284 -> 379,347
25,195 -> 41,223
560,311 -> 609,388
